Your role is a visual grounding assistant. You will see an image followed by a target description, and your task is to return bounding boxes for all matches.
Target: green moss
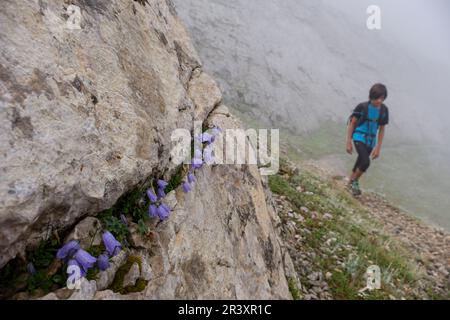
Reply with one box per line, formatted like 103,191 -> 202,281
108,255 -> 147,294
86,267 -> 100,281
288,278 -> 302,300
124,278 -> 148,294
86,244 -> 105,258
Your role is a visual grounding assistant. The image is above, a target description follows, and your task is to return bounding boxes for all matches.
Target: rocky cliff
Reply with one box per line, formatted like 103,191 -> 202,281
0,0 -> 297,299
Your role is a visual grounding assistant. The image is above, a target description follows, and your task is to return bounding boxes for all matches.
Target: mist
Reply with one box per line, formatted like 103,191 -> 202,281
173,0 -> 450,229
173,0 -> 450,144
329,0 -> 450,68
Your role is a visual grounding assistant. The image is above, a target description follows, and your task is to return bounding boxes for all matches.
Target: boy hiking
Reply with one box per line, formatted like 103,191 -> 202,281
346,83 -> 389,196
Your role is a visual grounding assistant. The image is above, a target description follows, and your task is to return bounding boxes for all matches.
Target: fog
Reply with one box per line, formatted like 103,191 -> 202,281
173,0 -> 450,229
329,0 -> 450,68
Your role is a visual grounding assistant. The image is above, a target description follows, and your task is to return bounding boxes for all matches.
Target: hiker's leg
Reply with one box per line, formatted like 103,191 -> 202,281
349,168 -> 360,181
353,142 -> 371,178
350,142 -> 364,181
350,146 -> 362,181
353,168 -> 364,180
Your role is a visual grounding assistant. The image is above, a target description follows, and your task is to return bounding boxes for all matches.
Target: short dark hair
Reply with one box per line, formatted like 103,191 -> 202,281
369,83 -> 388,100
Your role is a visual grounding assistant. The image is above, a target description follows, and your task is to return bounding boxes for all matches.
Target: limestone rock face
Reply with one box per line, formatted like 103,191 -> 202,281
137,116 -> 291,299
0,0 -> 201,267
1,0 -> 294,299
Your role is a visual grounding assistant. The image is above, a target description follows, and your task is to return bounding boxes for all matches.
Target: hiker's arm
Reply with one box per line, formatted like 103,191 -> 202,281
346,117 -> 357,154
346,117 -> 357,142
376,125 -> 385,149
372,125 -> 386,159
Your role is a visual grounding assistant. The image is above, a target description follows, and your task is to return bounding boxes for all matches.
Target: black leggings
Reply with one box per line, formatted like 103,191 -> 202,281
352,141 -> 373,173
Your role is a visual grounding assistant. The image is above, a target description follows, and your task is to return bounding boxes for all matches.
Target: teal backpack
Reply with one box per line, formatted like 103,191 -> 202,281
347,101 -> 388,144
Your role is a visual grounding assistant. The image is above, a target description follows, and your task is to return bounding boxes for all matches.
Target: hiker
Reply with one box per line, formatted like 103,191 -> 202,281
346,83 -> 389,196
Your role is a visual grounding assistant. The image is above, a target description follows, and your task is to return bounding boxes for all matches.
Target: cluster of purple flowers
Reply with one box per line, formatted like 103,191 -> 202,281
146,126 -> 222,220
192,126 -> 222,169
56,231 -> 122,278
48,126 -> 223,282
147,179 -> 172,221
183,126 -> 222,193
182,172 -> 196,193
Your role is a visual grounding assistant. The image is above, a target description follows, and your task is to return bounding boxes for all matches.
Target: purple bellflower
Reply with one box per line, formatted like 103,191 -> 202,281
203,146 -> 214,164
149,204 -> 158,218
157,187 -> 166,199
68,259 -> 86,278
187,172 -> 196,184
194,148 -> 202,159
97,253 -> 110,271
146,189 -> 158,203
157,179 -> 168,190
182,181 -> 191,193
194,133 -> 202,143
160,203 -> 171,214
211,127 -> 222,136
157,204 -> 171,220
102,231 -> 122,257
56,240 -> 81,261
74,249 -> 97,272
192,157 -> 203,169
202,132 -> 214,144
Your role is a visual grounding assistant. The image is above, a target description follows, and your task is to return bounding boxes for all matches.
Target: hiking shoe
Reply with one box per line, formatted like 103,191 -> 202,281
346,178 -> 355,190
351,180 -> 362,196
346,179 -> 353,190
